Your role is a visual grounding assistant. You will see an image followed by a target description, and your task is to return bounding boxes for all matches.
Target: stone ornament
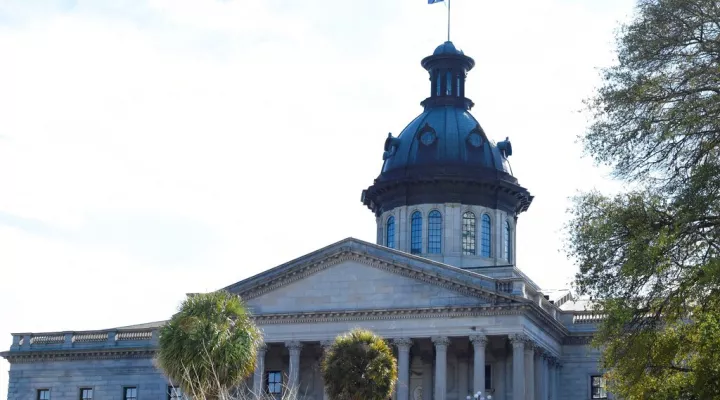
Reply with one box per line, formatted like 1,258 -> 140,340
431,336 -> 451,348
393,337 -> 414,350
285,340 -> 303,352
469,334 -> 488,347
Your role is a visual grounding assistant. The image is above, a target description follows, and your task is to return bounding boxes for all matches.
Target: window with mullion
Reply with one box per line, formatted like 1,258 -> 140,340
427,210 -> 442,254
386,216 -> 395,249
410,211 -> 422,254
266,371 -> 283,395
591,375 -> 608,399
80,388 -> 93,400
168,386 -> 183,400
503,220 -> 512,261
480,214 -> 491,257
123,387 -> 137,400
462,212 -> 476,255
37,389 -> 50,400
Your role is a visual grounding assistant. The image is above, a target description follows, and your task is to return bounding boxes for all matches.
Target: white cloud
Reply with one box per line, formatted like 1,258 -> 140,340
0,0 -> 636,397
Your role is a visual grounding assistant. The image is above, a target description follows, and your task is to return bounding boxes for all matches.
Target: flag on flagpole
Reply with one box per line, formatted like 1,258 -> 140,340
428,0 -> 444,4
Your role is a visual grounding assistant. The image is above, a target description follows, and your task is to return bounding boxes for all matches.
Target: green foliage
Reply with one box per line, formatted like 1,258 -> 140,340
156,291 -> 262,399
568,0 -> 720,398
321,329 -> 398,400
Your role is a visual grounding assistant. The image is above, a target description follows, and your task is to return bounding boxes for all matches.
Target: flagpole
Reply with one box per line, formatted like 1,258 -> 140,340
447,0 -> 451,41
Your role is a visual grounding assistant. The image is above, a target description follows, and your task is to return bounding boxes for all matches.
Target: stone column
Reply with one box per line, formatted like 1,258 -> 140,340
470,335 -> 488,395
321,341 -> 333,400
495,357 -> 506,400
547,358 -> 555,400
394,338 -> 413,400
253,344 -> 267,398
554,362 -> 562,400
534,349 -> 543,400
504,352 -> 513,399
285,341 -> 303,395
432,337 -> 450,400
509,334 -> 526,400
543,355 -> 552,400
524,343 -> 535,400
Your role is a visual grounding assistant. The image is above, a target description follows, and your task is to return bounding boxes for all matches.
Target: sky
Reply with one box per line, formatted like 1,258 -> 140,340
0,0 -> 637,396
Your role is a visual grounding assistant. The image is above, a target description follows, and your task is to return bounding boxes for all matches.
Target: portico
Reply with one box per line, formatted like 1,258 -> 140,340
252,333 -> 562,400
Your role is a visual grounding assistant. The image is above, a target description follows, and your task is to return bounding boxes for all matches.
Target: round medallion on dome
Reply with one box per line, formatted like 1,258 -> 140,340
417,123 -> 437,146
466,129 -> 484,148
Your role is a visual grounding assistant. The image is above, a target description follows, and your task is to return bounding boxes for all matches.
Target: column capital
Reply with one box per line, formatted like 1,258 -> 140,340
431,336 -> 451,347
508,333 -> 531,348
545,355 -> 560,366
393,337 -> 413,350
285,340 -> 303,351
469,334 -> 488,347
257,343 -> 268,353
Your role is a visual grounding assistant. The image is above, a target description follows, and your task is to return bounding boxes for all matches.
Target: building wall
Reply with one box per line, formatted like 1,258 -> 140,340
7,358 -> 168,400
5,343 -> 603,400
558,344 -> 606,400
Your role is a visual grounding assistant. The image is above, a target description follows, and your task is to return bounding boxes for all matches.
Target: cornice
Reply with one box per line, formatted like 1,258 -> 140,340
252,303 -> 530,325
237,250 -> 509,304
1,347 -> 156,364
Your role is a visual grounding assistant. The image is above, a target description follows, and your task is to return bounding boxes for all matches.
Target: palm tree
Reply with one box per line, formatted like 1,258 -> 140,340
321,328 -> 397,400
156,291 -> 262,400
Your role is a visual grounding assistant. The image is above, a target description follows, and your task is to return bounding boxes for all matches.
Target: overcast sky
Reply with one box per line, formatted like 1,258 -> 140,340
0,0 -> 636,396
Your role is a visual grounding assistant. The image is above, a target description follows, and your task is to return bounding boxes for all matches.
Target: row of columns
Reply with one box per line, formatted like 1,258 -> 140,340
509,334 -> 562,400
252,334 -> 562,400
393,335 -> 490,400
253,341 -> 306,398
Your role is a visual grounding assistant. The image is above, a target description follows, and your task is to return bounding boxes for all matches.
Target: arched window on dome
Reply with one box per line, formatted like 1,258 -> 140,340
428,210 -> 442,254
462,212 -> 476,255
504,220 -> 512,261
386,216 -> 395,249
456,75 -> 461,97
436,72 -> 442,97
480,214 -> 492,257
445,71 -> 453,96
411,211 -> 422,255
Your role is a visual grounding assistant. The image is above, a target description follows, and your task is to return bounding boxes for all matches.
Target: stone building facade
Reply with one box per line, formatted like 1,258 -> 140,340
2,41 -> 608,400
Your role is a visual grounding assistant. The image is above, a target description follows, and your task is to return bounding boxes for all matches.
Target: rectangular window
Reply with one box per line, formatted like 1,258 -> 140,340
80,388 -> 93,400
37,389 -> 50,400
266,371 -> 282,394
123,387 -> 138,400
168,385 -> 183,400
591,375 -> 607,399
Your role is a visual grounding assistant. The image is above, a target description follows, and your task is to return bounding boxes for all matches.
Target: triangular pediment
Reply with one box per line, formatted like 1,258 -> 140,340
224,238 -> 518,315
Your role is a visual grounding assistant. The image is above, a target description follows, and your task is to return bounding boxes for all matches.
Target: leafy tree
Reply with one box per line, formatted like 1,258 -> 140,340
566,0 -> 720,399
321,328 -> 397,400
156,291 -> 263,400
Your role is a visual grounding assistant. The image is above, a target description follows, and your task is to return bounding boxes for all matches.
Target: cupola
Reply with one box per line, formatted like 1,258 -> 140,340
361,42 -> 534,268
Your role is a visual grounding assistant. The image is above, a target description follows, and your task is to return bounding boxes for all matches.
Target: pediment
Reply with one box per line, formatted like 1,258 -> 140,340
244,258 -> 485,314
224,238 -> 516,315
